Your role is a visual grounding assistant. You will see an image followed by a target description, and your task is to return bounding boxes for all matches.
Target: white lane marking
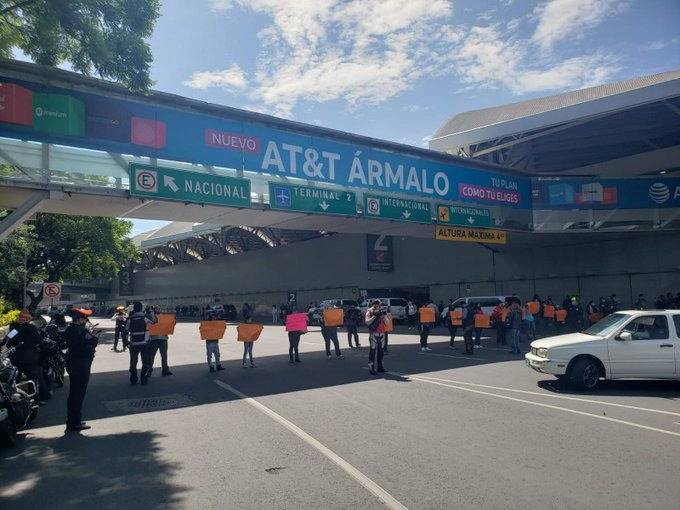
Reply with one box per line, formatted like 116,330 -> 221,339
214,380 -> 408,510
392,374 -> 680,439
417,352 -> 484,361
411,374 -> 680,418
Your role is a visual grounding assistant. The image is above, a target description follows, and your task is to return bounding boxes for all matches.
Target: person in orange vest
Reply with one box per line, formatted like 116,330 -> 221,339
492,302 -> 506,345
442,300 -> 457,349
418,300 -> 436,352
461,303 -> 475,355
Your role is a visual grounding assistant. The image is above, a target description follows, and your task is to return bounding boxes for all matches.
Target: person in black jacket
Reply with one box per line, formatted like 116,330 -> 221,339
64,308 -> 98,433
2,308 -> 44,399
344,303 -> 362,348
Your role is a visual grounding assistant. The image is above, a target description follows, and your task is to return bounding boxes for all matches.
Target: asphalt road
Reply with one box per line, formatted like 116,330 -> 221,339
2,320 -> 679,510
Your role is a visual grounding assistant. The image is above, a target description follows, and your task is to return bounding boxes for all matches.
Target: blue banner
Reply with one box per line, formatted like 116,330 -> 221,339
532,177 -> 680,209
0,73 -> 531,209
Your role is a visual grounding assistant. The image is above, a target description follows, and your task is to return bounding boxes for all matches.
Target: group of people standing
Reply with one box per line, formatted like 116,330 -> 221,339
112,303 -> 173,384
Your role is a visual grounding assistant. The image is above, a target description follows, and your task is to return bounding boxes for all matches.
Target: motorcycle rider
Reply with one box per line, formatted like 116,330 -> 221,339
2,309 -> 44,402
64,308 -> 98,433
111,306 -> 128,352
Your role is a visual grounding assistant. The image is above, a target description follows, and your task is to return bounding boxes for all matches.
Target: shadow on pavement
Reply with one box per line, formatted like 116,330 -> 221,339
0,430 -> 189,510
18,339 -> 519,429
537,378 -> 680,399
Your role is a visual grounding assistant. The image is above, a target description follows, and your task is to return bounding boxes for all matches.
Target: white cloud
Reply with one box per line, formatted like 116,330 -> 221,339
183,64 -> 247,90
645,38 -> 679,51
453,24 -> 619,94
196,0 -> 625,115
531,0 -> 630,51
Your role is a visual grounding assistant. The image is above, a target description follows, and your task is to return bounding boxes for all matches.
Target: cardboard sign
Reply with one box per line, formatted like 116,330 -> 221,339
148,313 -> 176,336
588,312 -> 603,323
450,310 -> 463,326
555,309 -> 568,323
285,312 -> 308,333
323,308 -> 344,327
419,307 -> 435,323
543,305 -> 556,318
385,313 -> 394,333
527,301 -> 540,315
237,323 -> 264,342
199,320 -> 226,340
475,314 -> 491,329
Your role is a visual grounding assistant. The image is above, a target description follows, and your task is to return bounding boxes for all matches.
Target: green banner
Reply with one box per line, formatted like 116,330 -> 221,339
129,163 -> 251,208
268,182 -> 357,216
364,194 -> 432,223
436,204 -> 492,227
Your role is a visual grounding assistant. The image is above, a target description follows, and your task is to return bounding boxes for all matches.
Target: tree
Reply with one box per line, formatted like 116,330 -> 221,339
0,0 -> 161,90
0,213 -> 138,308
0,221 -> 35,306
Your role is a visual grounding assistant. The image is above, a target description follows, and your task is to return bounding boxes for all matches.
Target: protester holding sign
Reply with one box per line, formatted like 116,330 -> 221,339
200,313 -> 226,373
238,323 -> 264,368
321,306 -> 343,360
148,309 -> 176,377
285,312 -> 308,363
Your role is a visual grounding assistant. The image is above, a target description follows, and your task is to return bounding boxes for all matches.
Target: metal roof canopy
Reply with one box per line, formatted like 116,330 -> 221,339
430,70 -> 680,176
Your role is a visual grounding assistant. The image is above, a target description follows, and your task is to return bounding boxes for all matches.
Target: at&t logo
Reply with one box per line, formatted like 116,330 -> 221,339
649,182 -> 670,204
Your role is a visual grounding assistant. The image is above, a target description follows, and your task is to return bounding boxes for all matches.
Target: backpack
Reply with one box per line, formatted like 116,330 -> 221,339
128,314 -> 148,345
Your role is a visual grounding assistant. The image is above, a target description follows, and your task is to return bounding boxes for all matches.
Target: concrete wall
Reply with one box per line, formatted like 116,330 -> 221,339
110,231 -> 680,316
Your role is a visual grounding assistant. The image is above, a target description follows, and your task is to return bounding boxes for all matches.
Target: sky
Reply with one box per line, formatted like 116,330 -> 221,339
63,0 -> 680,235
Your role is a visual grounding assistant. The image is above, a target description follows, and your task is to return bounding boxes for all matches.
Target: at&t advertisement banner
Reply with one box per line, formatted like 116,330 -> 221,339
532,177 -> 680,209
0,74 -> 531,209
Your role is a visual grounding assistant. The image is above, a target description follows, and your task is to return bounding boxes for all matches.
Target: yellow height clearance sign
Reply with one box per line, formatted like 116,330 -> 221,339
435,226 -> 507,244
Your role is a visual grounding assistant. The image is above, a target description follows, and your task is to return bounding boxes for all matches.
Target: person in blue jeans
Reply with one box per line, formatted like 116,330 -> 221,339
507,301 -> 523,354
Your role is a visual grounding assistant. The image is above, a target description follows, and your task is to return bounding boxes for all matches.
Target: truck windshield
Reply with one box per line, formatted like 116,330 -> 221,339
582,313 -> 631,337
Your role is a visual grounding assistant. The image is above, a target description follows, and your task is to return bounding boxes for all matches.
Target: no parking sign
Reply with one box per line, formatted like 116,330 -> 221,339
43,282 -> 62,301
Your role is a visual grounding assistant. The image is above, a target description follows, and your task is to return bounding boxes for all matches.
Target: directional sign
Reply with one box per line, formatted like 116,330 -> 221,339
268,182 -> 356,216
437,204 -> 493,227
364,194 -> 432,224
435,226 -> 507,244
129,163 -> 251,208
43,282 -> 62,300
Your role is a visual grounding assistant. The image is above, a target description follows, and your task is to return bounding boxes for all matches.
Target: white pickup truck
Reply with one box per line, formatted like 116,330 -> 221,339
525,310 -> 679,390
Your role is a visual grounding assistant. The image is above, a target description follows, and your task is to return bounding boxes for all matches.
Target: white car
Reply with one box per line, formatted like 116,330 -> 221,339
359,298 -> 409,320
526,310 -> 679,390
451,296 -> 510,316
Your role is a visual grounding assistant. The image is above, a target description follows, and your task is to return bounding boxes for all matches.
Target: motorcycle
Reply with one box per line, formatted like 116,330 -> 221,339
0,347 -> 39,448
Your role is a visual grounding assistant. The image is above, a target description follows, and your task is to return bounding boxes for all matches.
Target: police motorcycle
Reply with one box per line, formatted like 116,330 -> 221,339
44,314 -> 69,389
0,346 -> 39,447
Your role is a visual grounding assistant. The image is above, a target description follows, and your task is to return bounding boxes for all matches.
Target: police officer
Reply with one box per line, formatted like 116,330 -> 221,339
64,308 -> 98,433
2,308 -> 44,400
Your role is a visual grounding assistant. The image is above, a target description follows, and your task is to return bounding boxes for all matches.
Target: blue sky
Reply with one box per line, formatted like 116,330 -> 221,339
112,0 -> 680,235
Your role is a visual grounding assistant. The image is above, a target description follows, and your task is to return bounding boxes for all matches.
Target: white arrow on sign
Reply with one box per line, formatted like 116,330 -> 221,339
402,211 -> 411,219
319,201 -> 330,211
467,216 -> 475,224
164,175 -> 179,192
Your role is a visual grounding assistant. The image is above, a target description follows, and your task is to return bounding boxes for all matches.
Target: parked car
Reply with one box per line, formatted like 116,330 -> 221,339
359,298 -> 409,320
525,310 -> 679,391
450,296 -> 510,316
319,299 -> 358,311
206,304 -> 238,321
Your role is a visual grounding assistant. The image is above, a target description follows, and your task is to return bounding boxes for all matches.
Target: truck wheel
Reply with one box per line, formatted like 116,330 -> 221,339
567,358 -> 600,391
0,418 -> 18,448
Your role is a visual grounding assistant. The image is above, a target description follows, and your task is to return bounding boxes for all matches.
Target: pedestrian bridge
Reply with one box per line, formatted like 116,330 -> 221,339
1,59 -> 678,242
